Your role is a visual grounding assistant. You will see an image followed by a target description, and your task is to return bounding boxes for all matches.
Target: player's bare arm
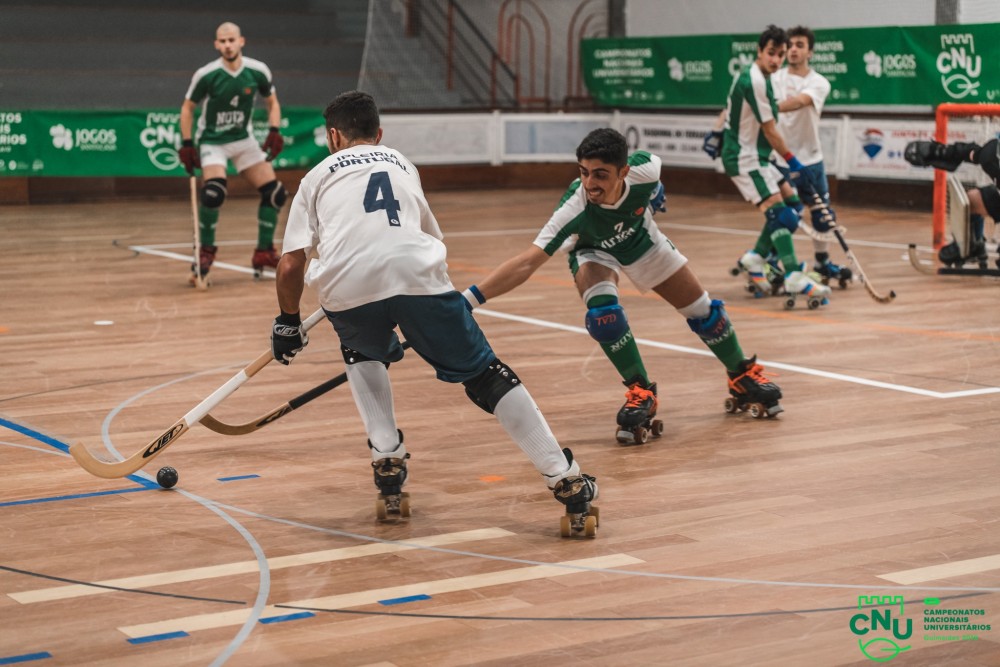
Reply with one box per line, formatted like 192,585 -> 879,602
761,119 -> 793,159
275,248 -> 307,314
475,245 -> 550,301
778,93 -> 815,113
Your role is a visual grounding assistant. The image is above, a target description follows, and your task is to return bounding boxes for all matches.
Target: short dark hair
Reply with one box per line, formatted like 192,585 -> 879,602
788,25 -> 815,50
576,128 -> 628,168
758,24 -> 789,50
323,90 -> 380,141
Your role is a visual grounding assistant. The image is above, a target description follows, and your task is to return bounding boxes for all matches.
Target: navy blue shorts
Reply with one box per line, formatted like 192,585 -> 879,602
324,291 -> 495,383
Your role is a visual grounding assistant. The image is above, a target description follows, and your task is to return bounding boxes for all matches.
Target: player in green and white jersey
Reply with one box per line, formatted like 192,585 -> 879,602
722,25 -> 831,305
463,129 -> 783,443
179,22 -> 287,283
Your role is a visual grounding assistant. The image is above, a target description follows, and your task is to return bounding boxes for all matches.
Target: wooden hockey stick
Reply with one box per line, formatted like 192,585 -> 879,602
69,309 -> 326,479
796,186 -> 896,303
907,244 -> 938,275
201,341 -> 413,435
190,175 -> 208,291
908,243 -> 1000,277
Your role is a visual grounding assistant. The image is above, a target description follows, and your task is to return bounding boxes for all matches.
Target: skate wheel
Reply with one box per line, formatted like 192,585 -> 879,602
807,297 -> 821,310
589,505 -> 600,526
399,494 -> 411,518
730,265 -> 741,277
375,497 -> 388,521
749,403 -> 765,419
784,297 -> 795,310
650,419 -> 664,437
724,397 -> 739,414
560,515 -> 572,538
583,514 -> 598,538
615,429 -> 631,444
632,426 -> 649,444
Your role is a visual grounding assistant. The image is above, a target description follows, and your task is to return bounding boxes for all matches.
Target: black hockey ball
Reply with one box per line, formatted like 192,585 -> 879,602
156,466 -> 179,489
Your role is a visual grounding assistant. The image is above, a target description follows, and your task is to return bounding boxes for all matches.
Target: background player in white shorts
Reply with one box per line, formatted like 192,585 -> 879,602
179,22 -> 287,282
463,128 -> 784,440
269,91 -> 599,533
720,25 -> 832,304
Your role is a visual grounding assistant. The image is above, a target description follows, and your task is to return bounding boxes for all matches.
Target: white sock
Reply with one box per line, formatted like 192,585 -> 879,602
492,385 -> 574,487
345,361 -> 403,460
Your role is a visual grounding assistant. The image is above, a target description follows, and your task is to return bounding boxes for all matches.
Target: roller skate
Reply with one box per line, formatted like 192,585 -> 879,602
189,244 -> 216,288
553,448 -> 599,538
725,356 -> 783,419
782,264 -> 831,310
371,432 -> 410,521
813,253 -> 852,289
615,376 -> 663,445
252,244 -> 280,279
734,250 -> 784,298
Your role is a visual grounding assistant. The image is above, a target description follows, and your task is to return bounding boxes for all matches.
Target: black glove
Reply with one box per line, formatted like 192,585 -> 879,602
179,140 -> 200,174
702,130 -> 723,159
271,311 -> 308,365
263,127 -> 284,161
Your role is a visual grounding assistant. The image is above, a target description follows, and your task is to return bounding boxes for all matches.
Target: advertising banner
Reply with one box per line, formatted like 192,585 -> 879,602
582,23 -> 1000,109
0,108 -> 328,177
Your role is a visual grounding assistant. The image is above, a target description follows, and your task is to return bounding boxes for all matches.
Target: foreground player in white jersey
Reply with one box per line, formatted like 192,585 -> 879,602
270,91 -> 599,536
771,25 -> 850,287
721,25 -> 832,306
462,128 -> 783,438
180,22 -> 287,283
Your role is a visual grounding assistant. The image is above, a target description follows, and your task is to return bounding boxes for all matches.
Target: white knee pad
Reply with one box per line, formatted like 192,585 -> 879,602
677,290 -> 711,319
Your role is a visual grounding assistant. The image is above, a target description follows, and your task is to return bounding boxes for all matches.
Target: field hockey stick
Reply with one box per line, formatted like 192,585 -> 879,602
190,175 -> 207,291
69,308 -> 326,479
201,340 -> 413,435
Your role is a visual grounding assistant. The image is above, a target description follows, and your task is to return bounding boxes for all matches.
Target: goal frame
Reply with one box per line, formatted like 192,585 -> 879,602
932,103 -> 1000,249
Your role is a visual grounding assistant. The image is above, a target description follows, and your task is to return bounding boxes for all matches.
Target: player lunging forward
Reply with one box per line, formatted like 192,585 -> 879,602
463,128 -> 783,439
180,22 -> 287,284
271,91 -> 599,537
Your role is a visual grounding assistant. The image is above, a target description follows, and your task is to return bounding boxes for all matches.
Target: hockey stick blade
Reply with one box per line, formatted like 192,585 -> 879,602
833,228 -> 896,303
908,244 -> 938,275
908,243 -> 1000,277
200,341 -> 413,435
70,308 -> 326,478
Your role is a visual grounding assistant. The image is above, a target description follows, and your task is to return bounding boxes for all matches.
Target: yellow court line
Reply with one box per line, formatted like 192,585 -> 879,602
119,554 -> 644,638
878,555 -> 1000,585
9,528 -> 514,604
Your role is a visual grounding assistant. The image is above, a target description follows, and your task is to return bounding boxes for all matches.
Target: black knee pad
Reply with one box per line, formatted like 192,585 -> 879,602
201,178 -> 227,208
259,180 -> 287,209
462,358 -> 521,414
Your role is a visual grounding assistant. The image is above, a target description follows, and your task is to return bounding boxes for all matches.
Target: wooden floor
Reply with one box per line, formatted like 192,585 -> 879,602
2,190 -> 1000,667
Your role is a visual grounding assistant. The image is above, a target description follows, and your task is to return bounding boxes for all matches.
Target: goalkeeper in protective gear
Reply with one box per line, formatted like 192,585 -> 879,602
905,138 -> 1000,268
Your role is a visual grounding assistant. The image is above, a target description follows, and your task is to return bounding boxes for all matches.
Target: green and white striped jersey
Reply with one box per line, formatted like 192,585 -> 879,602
721,62 -> 779,175
534,151 -> 664,266
185,57 -> 274,145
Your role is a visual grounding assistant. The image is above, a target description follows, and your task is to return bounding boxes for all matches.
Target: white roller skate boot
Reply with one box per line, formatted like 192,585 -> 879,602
782,263 -> 831,310
738,250 -> 774,297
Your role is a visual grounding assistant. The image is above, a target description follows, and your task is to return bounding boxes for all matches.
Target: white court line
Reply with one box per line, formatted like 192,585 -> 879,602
129,245 -> 274,279
475,308 -> 1000,399
118,554 -> 643,638
879,555 -> 1000,585
9,528 -> 514,604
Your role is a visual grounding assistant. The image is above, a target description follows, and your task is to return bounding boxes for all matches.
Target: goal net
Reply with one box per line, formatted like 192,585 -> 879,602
933,103 -> 1000,250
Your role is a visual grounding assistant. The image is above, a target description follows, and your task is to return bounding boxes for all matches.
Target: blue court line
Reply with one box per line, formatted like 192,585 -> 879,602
218,474 -> 260,482
0,416 -> 159,505
379,594 -> 431,606
126,631 -> 189,645
0,652 -> 52,665
258,611 -> 315,624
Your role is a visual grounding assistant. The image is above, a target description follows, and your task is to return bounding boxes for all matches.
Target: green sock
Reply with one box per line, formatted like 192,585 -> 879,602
587,295 -> 648,384
198,206 -> 219,246
258,205 -> 278,249
753,225 -> 774,257
784,194 -> 802,209
704,320 -> 746,373
770,228 -> 799,275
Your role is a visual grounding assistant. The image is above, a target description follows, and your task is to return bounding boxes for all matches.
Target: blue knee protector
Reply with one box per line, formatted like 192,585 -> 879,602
766,205 -> 800,234
686,299 -> 733,344
585,303 -> 629,343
